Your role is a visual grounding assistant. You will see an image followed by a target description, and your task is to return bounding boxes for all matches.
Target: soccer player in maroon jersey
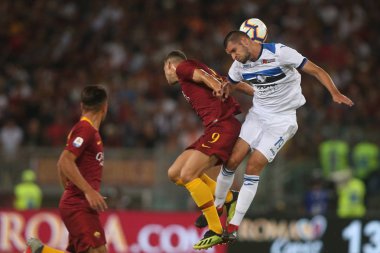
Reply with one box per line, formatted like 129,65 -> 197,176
163,50 -> 253,249
25,85 -> 109,253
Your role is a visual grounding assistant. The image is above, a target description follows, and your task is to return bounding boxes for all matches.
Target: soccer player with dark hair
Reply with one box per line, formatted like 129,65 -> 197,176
26,85 -> 109,253
217,31 -> 353,241
163,50 -> 253,249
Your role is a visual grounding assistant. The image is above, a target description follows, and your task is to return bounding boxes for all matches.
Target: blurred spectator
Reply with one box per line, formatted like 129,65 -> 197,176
332,169 -> 366,218
0,118 -> 23,160
23,118 -> 43,147
13,169 -> 42,210
304,173 -> 330,216
352,141 -> 379,180
319,139 -> 349,180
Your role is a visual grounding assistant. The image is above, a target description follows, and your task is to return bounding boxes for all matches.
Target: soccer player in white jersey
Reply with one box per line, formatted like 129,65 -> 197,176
213,31 -> 353,241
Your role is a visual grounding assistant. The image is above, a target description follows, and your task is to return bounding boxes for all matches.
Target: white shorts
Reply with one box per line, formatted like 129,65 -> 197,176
239,110 -> 298,162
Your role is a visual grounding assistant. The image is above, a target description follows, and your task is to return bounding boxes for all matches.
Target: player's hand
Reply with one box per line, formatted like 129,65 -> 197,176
332,93 -> 354,107
212,86 -> 224,99
85,189 -> 108,212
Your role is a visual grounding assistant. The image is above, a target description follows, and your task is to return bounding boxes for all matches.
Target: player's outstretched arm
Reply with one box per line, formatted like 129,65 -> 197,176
223,81 -> 254,99
234,81 -> 254,96
57,150 -> 108,211
192,69 -> 224,98
301,60 -> 354,107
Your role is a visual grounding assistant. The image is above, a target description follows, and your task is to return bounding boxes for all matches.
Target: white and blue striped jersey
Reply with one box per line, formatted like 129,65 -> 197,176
228,43 -> 308,114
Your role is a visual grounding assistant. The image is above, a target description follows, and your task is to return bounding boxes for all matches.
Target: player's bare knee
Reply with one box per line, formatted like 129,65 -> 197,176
246,164 -> 264,175
246,160 -> 267,176
227,156 -> 241,170
179,171 -> 197,184
168,167 -> 179,183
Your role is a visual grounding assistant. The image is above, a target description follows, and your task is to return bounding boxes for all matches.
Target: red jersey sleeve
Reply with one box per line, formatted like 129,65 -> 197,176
65,123 -> 95,158
176,61 -> 196,82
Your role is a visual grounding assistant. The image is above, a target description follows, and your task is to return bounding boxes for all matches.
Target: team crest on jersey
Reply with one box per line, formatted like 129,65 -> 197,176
73,137 -> 84,148
262,58 -> 275,64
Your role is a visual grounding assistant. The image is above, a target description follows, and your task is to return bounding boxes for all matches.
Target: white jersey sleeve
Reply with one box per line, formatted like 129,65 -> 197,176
278,44 -> 307,69
228,61 -> 242,84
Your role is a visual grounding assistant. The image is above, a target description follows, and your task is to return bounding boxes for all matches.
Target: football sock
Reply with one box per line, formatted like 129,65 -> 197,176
214,165 -> 235,208
201,173 -> 233,204
229,174 -> 259,226
41,245 -> 64,253
185,178 -> 223,234
200,173 -> 216,192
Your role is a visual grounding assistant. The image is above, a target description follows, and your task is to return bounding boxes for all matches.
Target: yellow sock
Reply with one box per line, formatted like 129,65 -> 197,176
185,178 -> 222,234
200,173 -> 233,204
202,205 -> 223,234
225,190 -> 233,203
42,245 -> 65,253
200,173 -> 216,193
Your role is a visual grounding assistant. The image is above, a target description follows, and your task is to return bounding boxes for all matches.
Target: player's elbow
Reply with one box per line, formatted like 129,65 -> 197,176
57,156 -> 65,174
57,154 -> 70,175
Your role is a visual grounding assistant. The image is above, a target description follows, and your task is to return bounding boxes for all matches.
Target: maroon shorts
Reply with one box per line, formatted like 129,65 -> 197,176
187,116 -> 241,164
59,206 -> 106,253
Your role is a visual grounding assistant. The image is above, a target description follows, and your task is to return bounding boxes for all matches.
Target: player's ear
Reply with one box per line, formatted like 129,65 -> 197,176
241,36 -> 250,47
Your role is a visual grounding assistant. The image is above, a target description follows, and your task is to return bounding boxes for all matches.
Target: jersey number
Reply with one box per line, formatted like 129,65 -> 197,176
208,132 -> 221,143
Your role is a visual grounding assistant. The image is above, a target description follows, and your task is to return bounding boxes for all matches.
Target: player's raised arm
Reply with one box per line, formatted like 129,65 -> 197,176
57,150 -> 108,211
301,60 -> 354,107
192,69 -> 224,98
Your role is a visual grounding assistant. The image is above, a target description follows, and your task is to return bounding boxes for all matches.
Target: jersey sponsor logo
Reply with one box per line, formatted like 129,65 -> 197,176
256,75 -> 266,83
201,143 -> 211,148
96,152 -> 104,166
72,137 -> 84,148
262,58 -> 275,64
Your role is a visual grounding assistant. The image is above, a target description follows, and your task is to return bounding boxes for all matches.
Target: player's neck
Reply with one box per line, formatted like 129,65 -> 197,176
250,43 -> 263,62
81,113 -> 102,130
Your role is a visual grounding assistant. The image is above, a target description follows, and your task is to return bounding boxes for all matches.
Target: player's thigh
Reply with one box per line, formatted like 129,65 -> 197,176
180,150 -> 218,183
256,120 -> 298,163
239,112 -> 264,150
168,150 -> 193,182
245,149 -> 269,175
227,137 -> 251,170
88,245 -> 107,253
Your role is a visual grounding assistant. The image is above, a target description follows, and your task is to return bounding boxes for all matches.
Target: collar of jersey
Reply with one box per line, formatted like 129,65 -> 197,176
80,116 -> 95,128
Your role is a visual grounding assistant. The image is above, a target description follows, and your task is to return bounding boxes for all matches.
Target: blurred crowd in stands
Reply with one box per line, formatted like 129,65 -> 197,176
0,0 -> 379,212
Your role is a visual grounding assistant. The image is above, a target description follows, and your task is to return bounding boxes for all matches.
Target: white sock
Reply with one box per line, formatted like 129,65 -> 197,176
214,165 -> 235,208
229,174 -> 260,226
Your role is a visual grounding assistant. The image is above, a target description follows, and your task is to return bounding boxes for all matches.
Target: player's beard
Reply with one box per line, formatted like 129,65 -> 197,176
239,46 -> 251,63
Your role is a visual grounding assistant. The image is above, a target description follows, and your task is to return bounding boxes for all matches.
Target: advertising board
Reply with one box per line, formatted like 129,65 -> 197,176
0,210 -> 226,253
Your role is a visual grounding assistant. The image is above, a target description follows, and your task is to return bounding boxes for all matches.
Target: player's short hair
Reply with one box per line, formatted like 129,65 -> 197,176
164,50 -> 187,63
223,31 -> 250,49
81,85 -> 108,112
